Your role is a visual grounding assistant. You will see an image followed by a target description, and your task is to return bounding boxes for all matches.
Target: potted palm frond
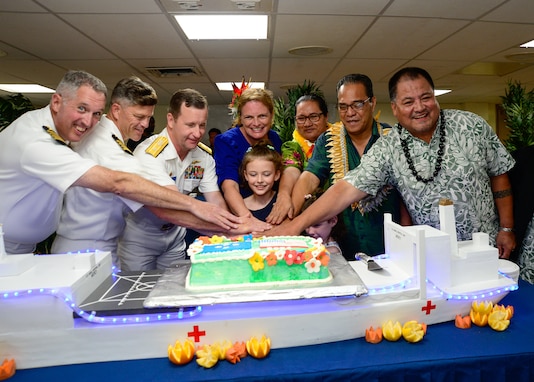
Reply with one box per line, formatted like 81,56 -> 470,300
0,93 -> 35,133
272,80 -> 324,143
501,80 -> 534,152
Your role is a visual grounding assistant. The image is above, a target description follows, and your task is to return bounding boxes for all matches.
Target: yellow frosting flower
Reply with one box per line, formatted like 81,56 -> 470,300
196,345 -> 219,368
246,335 -> 271,359
168,339 -> 196,365
488,310 -> 511,331
382,320 -> 403,341
210,235 -> 225,244
402,320 -> 426,343
248,252 -> 265,272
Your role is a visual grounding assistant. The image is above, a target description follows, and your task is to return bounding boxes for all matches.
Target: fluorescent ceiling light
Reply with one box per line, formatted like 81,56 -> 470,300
0,84 -> 55,93
434,89 -> 451,97
217,82 -> 265,91
520,39 -> 534,48
175,15 -> 268,40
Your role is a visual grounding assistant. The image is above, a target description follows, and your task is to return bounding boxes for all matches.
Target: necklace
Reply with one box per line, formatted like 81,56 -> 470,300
398,110 -> 446,183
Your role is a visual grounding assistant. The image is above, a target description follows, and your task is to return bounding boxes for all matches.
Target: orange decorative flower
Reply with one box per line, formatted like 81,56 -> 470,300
225,342 -> 248,364
246,335 -> 271,359
212,340 -> 233,360
455,314 -> 472,329
488,310 -> 511,331
492,304 -> 514,320
168,339 -> 196,365
317,252 -> 330,266
196,345 -> 219,368
382,320 -> 403,341
0,359 -> 16,381
402,320 -> 426,343
265,252 -> 278,266
470,301 -> 494,327
365,326 -> 383,344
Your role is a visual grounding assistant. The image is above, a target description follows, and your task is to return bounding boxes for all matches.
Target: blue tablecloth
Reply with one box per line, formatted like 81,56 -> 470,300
12,280 -> 534,382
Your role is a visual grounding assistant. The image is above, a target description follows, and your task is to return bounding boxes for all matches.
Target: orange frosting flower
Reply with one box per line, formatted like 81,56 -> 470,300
0,359 -> 16,381
246,335 -> 271,359
455,314 -> 472,329
265,252 -> 278,266
365,326 -> 383,344
168,339 -> 196,365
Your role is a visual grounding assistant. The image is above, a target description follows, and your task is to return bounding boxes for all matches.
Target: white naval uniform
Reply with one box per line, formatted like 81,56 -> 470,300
0,106 -> 96,254
51,116 -> 142,265
118,127 -> 219,271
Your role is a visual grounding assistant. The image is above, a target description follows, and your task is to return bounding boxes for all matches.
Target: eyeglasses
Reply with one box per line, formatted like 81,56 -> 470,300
337,97 -> 371,113
295,112 -> 323,124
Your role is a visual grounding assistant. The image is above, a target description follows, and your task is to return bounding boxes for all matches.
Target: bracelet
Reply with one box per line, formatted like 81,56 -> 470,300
499,227 -> 514,232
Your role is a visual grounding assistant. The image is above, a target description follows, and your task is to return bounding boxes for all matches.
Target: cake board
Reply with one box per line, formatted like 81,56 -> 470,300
144,253 -> 368,308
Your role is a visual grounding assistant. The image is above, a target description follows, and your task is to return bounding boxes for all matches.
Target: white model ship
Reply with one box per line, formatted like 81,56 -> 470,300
0,202 -> 518,369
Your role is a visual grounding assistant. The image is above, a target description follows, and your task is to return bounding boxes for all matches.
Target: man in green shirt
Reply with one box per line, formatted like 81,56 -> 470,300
291,74 -> 406,260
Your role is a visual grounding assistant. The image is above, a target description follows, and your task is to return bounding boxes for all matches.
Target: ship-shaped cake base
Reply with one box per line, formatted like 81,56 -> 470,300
0,207 -> 518,369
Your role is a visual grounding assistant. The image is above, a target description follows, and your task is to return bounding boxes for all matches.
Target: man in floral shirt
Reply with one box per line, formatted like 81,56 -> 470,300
267,67 -> 516,260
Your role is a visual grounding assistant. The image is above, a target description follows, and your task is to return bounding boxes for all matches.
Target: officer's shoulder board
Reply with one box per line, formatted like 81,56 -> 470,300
197,141 -> 212,155
145,136 -> 168,157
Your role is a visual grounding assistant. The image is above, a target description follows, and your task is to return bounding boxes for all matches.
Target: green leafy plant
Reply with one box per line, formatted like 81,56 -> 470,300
272,80 -> 324,143
0,93 -> 35,132
501,80 -> 534,152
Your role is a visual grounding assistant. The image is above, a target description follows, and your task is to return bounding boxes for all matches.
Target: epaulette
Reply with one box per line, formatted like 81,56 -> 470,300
42,126 -> 69,146
145,136 -> 168,157
112,134 -> 133,155
197,141 -> 212,155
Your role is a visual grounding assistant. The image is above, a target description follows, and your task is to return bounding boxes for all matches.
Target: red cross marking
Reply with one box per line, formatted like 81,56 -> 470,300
187,325 -> 206,342
421,300 -> 436,315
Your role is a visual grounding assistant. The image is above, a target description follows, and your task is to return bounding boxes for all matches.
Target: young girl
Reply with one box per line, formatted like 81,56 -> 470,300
240,141 -> 283,221
301,191 -> 344,255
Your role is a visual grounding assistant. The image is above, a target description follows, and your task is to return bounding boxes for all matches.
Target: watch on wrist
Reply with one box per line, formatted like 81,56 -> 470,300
499,227 -> 514,232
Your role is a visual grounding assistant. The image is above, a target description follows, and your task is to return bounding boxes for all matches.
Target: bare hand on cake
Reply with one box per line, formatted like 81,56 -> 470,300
265,191 -> 294,225
229,215 -> 272,236
261,219 -> 302,237
191,199 -> 242,230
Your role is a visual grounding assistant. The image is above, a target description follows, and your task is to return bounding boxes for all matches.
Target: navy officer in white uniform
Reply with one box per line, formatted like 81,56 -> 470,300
118,89 -> 227,271
52,76 -> 157,266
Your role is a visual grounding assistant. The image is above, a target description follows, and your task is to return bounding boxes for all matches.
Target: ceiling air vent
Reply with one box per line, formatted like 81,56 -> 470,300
146,66 -> 202,78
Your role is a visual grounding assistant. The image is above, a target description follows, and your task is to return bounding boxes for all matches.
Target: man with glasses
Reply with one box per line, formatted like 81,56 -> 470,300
290,74 -> 406,260
267,94 -> 331,224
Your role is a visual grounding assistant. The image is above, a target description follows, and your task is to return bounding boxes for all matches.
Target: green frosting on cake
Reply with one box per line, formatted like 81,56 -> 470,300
185,235 -> 332,291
